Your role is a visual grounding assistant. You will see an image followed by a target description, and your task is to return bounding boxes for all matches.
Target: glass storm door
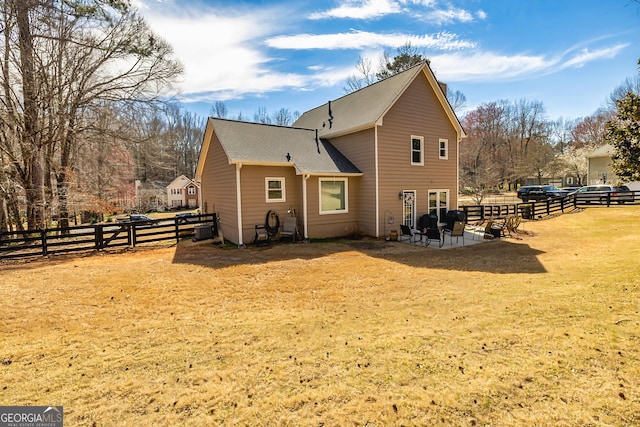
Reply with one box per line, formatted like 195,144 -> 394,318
402,191 -> 416,228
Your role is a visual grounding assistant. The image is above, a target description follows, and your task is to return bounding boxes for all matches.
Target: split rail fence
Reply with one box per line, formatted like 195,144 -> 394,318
2,191 -> 639,261
0,214 -> 217,261
461,191 -> 639,223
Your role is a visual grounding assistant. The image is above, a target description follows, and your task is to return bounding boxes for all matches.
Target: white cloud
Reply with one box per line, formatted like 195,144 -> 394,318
431,51 -> 552,82
133,0 -> 629,109
308,0 -> 402,20
424,7 -> 475,25
309,0 -> 486,25
560,44 -> 628,69
136,2 -> 305,99
430,42 -> 628,83
266,30 -> 475,50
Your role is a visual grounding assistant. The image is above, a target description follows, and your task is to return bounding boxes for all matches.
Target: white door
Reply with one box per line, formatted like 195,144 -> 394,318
402,191 -> 417,228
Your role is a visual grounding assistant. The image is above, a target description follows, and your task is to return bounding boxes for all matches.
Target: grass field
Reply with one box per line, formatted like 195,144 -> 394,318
1,206 -> 639,426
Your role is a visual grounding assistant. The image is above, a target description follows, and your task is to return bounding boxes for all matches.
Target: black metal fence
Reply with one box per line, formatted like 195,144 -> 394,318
0,213 -> 218,261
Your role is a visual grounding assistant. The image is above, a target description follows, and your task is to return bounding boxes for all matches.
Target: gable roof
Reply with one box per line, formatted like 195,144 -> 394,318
167,174 -> 197,189
588,143 -> 614,158
195,118 -> 361,180
293,61 -> 466,140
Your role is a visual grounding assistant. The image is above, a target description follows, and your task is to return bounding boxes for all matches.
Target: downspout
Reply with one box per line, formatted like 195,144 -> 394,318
196,179 -> 202,213
456,137 -> 461,208
374,125 -> 380,238
302,172 -> 310,241
236,163 -> 245,247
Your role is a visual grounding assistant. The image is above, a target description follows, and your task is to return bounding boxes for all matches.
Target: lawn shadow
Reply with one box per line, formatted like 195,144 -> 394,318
172,237 -> 547,275
354,239 -> 547,274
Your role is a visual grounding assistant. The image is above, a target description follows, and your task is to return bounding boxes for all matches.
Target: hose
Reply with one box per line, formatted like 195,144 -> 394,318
265,210 -> 280,237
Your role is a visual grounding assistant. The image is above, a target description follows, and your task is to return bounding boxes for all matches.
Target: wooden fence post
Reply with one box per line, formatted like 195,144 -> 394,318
41,229 -> 48,256
95,224 -> 103,250
131,224 -> 137,247
174,218 -> 180,243
127,225 -> 133,247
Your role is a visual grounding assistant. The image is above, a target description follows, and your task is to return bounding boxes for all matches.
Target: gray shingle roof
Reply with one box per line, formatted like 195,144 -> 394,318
208,118 -> 361,175
293,61 -> 436,138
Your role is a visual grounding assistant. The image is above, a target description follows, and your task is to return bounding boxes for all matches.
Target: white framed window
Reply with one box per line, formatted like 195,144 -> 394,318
428,190 -> 449,222
188,186 -> 196,195
265,177 -> 285,202
319,178 -> 348,214
439,139 -> 448,160
411,135 -> 424,166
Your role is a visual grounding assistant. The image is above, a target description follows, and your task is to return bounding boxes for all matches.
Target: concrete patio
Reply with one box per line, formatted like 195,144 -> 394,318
394,227 -> 486,249
393,219 -> 523,249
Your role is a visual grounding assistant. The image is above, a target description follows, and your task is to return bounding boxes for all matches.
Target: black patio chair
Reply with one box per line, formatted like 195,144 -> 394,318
399,224 -> 419,244
423,226 -> 444,247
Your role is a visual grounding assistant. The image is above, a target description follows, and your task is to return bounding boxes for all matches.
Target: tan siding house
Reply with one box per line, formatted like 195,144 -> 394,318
195,61 -> 465,246
166,175 -> 199,209
587,144 -> 640,190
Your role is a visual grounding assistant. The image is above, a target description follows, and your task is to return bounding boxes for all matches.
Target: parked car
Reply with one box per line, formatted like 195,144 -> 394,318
517,185 -> 571,202
116,214 -> 159,225
175,212 -> 199,224
572,184 -> 634,204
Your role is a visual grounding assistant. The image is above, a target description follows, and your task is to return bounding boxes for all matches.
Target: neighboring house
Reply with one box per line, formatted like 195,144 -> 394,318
195,61 -> 466,246
588,144 -> 616,184
587,144 -> 640,190
166,175 -> 199,209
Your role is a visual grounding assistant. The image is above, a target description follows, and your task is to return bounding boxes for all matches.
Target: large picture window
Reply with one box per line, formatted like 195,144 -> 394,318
319,178 -> 348,214
411,136 -> 424,165
265,177 -> 285,202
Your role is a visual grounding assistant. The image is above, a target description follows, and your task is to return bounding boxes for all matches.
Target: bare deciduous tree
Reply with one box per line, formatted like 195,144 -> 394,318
344,56 -> 376,93
254,107 -> 271,124
210,101 -> 228,118
273,108 -> 293,126
0,0 -> 183,228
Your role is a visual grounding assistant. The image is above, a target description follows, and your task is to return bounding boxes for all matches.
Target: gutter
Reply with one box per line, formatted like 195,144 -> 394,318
235,163 -> 244,247
302,172 -> 310,241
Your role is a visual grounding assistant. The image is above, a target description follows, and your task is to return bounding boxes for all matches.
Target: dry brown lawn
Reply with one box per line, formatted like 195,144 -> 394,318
1,206 -> 639,426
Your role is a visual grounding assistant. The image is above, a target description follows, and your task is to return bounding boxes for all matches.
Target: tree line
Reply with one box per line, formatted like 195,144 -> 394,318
460,65 -> 640,202
0,0 -> 183,232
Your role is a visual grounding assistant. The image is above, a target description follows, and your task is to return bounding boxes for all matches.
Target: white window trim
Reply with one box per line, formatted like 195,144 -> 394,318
411,135 -> 424,166
265,177 -> 285,203
439,138 -> 448,160
319,177 -> 348,215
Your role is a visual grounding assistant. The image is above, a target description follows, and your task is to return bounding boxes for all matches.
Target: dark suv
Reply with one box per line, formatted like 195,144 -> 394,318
517,185 -> 570,202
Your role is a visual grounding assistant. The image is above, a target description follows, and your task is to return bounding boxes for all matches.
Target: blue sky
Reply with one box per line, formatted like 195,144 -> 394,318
134,0 -> 640,122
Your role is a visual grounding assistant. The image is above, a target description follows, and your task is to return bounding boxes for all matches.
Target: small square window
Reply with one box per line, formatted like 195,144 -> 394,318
266,178 -> 285,202
411,136 -> 424,165
439,139 -> 448,160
